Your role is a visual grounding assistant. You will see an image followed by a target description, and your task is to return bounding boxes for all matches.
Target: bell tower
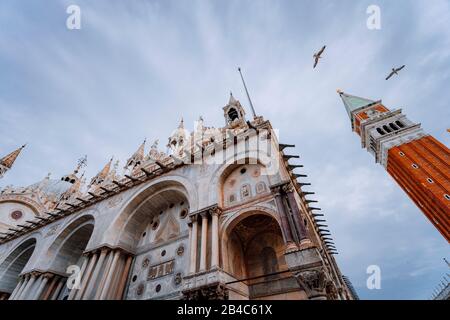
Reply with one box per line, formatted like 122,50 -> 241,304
339,90 -> 450,242
223,92 -> 247,129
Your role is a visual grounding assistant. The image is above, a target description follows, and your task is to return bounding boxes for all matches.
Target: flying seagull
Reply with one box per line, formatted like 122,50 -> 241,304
313,45 -> 326,68
385,65 -> 405,80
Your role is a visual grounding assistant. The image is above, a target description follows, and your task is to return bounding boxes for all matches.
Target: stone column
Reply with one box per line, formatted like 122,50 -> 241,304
74,252 -> 98,300
210,208 -> 220,268
12,275 -> 29,300
50,277 -> 65,300
189,215 -> 198,274
83,248 -> 108,300
68,255 -> 89,300
284,185 -> 314,248
271,185 -> 297,252
94,250 -> 114,299
41,275 -> 58,300
34,274 -> 50,300
18,273 -> 36,300
114,254 -> 133,300
9,277 -> 24,300
199,211 -> 209,271
99,250 -> 121,299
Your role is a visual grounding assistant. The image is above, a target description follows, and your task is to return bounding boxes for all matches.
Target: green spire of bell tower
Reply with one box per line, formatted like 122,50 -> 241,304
338,90 -> 376,119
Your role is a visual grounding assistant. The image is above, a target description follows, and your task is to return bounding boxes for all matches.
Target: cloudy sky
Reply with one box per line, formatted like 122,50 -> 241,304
0,0 -> 449,299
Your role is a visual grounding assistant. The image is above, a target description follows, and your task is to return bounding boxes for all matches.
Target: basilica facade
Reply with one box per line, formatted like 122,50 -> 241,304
0,95 -> 355,300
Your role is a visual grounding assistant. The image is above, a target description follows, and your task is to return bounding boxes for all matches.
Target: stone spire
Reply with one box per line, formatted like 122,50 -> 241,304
229,91 -> 237,105
125,139 -> 146,170
89,157 -> 113,187
0,144 -> 26,179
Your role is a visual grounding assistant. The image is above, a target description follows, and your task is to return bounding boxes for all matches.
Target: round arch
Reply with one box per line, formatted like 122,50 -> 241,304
104,177 -> 196,251
0,237 -> 37,294
220,207 -> 291,299
46,215 -> 95,274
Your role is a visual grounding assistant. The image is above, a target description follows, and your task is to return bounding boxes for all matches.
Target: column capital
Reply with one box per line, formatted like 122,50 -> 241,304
292,267 -> 331,300
189,213 -> 199,223
200,211 -> 209,219
270,181 -> 290,195
208,206 -> 222,217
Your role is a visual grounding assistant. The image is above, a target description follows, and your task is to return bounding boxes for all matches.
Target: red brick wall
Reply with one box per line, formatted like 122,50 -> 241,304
387,136 -> 450,242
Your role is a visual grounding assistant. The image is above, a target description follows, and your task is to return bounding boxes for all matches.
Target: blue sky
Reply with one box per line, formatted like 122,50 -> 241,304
0,0 -> 449,299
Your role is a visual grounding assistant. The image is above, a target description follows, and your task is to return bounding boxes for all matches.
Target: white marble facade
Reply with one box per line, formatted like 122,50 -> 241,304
0,95 -> 354,300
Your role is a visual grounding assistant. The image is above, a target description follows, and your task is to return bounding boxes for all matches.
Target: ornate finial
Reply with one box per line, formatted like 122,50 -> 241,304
75,155 -> 88,173
336,89 -> 343,94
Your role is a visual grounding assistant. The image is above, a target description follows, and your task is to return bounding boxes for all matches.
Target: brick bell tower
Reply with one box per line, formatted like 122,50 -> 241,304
338,90 -> 450,242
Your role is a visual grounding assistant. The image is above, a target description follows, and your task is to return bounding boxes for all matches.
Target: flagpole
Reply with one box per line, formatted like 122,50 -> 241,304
238,67 -> 257,119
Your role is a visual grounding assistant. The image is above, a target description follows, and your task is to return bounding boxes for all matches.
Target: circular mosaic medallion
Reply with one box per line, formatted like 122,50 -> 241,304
10,210 -> 23,220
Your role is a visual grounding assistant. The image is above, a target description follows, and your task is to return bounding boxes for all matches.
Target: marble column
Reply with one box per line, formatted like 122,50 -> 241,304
285,186 -> 313,248
34,274 -> 50,300
83,248 -> 108,300
19,273 -> 36,300
272,186 -> 297,251
68,256 -> 89,300
42,275 -> 58,300
9,277 -> 24,300
199,211 -> 209,271
115,255 -> 133,300
189,215 -> 198,274
99,250 -> 121,299
94,250 -> 114,300
210,208 -> 220,268
50,278 -> 65,300
74,252 -> 98,300
12,275 -> 29,300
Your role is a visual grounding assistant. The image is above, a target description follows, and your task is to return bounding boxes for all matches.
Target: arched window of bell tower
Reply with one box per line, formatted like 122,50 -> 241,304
228,108 -> 239,122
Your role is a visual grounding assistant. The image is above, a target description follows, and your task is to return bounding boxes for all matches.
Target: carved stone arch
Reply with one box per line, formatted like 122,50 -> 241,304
105,177 -> 194,252
45,215 -> 95,274
0,236 -> 38,294
220,207 -> 295,298
220,206 -> 282,246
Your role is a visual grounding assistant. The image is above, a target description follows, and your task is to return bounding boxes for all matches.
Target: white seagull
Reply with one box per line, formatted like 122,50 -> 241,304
313,45 -> 326,68
385,65 -> 406,80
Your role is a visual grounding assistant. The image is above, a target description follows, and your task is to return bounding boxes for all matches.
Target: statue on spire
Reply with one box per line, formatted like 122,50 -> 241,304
124,139 -> 146,171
